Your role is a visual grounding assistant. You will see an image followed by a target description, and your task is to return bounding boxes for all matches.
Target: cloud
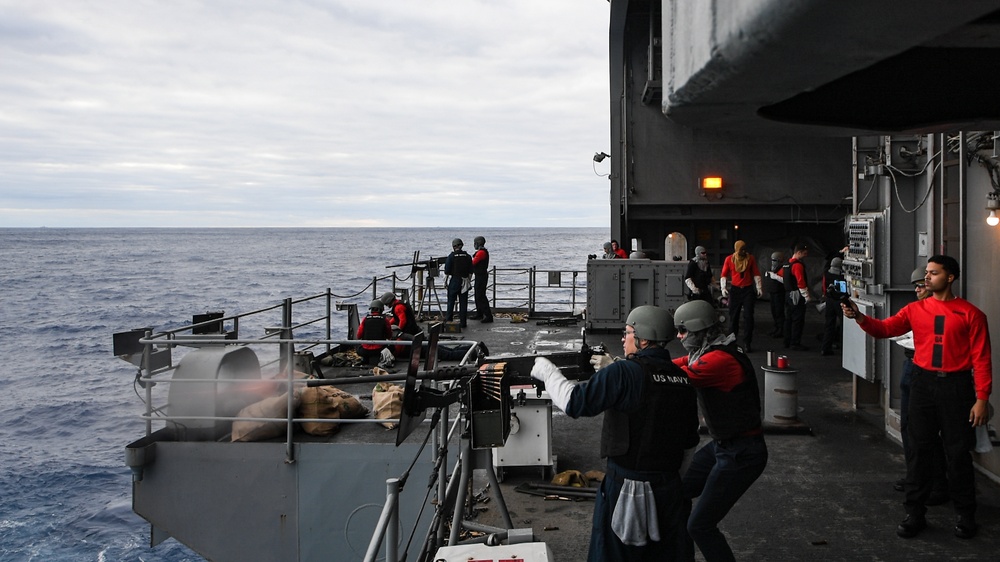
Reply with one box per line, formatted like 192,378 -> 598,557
0,0 -> 612,227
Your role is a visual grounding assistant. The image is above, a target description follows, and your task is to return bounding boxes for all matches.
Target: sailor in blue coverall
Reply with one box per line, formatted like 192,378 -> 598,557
531,305 -> 699,561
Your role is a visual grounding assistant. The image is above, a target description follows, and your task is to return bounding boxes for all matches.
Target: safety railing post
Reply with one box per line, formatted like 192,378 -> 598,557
325,288 -> 332,355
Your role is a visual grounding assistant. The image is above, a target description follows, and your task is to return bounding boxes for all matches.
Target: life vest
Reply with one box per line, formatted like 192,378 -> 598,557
360,314 -> 389,350
600,354 -> 700,472
783,259 -> 803,293
393,301 -> 421,336
696,343 -> 762,441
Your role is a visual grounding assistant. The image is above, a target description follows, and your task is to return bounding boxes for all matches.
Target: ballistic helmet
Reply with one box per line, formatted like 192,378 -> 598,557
770,251 -> 784,261
603,242 -> 613,252
673,300 -> 720,334
474,236 -> 486,249
625,305 -> 676,342
829,258 -> 843,275
369,299 -> 384,312
452,238 -> 464,248
379,291 -> 396,306
910,267 -> 926,284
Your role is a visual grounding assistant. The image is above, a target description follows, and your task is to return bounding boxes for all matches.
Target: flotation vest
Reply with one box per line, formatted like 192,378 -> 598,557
600,355 -> 700,472
696,342 -> 762,441
360,314 -> 389,350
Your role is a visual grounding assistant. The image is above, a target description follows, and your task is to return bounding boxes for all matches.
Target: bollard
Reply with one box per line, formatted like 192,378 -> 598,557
761,365 -> 799,424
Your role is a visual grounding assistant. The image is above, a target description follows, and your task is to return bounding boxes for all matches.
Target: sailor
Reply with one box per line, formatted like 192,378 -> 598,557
379,291 -> 420,336
355,299 -> 392,366
719,240 -> 763,353
684,246 -> 714,302
765,251 -> 786,337
444,238 -> 473,327
782,243 -> 812,350
672,299 -> 768,562
843,255 -> 992,539
531,305 -> 699,561
469,236 -> 493,323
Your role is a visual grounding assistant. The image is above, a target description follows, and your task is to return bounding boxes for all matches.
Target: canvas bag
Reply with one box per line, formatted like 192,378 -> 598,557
298,386 -> 367,436
373,383 -> 404,429
232,390 -> 302,442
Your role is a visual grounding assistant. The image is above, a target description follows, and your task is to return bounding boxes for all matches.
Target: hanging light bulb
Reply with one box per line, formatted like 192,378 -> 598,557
987,192 -> 1000,226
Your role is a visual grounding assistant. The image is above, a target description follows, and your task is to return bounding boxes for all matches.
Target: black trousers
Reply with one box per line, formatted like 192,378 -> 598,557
473,273 -> 492,320
768,291 -> 784,333
783,297 -> 805,347
820,300 -> 841,353
727,285 -> 757,345
905,368 -> 977,518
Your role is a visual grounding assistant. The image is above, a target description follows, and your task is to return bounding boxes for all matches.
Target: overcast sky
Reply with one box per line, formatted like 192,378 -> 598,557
0,1 -> 612,228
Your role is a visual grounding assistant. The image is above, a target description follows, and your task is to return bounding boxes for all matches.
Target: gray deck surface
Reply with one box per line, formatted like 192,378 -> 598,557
448,307 -> 1000,561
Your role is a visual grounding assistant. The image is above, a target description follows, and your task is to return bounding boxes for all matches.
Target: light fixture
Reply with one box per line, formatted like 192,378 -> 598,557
700,176 -> 724,200
593,151 -> 610,163
987,192 -> 1000,226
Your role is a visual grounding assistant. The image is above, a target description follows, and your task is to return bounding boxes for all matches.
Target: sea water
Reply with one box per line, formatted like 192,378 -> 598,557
0,227 -> 604,561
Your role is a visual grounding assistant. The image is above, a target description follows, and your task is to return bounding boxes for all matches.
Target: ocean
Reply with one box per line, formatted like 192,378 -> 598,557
0,227 -> 605,562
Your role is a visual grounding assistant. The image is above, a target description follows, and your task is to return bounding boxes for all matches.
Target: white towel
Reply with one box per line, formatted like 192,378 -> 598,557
611,479 -> 660,546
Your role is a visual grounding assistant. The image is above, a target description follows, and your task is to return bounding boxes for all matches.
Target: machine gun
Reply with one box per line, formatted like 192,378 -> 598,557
385,251 -> 448,277
305,326 -> 604,448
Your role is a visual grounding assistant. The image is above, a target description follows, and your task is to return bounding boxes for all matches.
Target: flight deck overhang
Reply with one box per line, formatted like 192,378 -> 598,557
655,0 -> 1000,135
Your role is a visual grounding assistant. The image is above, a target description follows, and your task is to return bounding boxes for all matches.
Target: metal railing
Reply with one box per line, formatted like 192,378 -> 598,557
123,269 -> 573,561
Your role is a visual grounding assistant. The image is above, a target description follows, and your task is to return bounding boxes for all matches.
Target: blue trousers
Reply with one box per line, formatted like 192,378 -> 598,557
445,284 -> 468,326
681,436 -> 768,562
589,459 -> 687,562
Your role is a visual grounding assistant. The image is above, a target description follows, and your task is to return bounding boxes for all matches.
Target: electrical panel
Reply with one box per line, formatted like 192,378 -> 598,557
844,214 -> 877,286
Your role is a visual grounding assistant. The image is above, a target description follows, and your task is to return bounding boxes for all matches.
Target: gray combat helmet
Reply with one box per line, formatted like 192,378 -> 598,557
911,267 -> 926,284
379,291 -> 396,307
770,251 -> 784,262
673,300 -> 720,333
369,299 -> 384,312
474,236 -> 486,249
452,238 -> 464,249
625,305 -> 676,342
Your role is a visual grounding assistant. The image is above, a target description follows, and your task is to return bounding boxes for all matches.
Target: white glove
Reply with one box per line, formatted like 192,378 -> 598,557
721,288 -> 729,298
799,288 -> 811,303
378,347 -> 395,368
720,278 -> 729,298
767,271 -> 781,282
531,357 -> 574,412
685,278 -> 699,294
754,276 -> 763,298
589,353 -> 615,371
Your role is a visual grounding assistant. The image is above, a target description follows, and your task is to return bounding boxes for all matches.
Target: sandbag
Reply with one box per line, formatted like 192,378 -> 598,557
373,382 -> 404,429
298,386 -> 367,436
232,390 -> 301,442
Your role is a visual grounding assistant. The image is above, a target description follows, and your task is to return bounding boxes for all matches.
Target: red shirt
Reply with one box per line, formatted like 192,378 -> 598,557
858,297 -> 992,400
386,301 -> 409,331
720,254 -> 761,288
673,351 -> 745,392
614,248 -> 628,259
788,258 -> 807,290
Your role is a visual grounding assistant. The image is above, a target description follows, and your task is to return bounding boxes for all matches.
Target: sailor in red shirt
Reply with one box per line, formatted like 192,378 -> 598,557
671,299 -> 767,561
843,255 -> 992,540
611,240 -> 629,259
719,240 -> 763,353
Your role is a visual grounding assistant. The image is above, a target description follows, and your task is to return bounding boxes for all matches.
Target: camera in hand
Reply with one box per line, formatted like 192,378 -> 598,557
827,279 -> 852,304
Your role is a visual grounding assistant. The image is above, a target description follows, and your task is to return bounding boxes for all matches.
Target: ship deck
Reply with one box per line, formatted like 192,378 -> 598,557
448,308 -> 1000,561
